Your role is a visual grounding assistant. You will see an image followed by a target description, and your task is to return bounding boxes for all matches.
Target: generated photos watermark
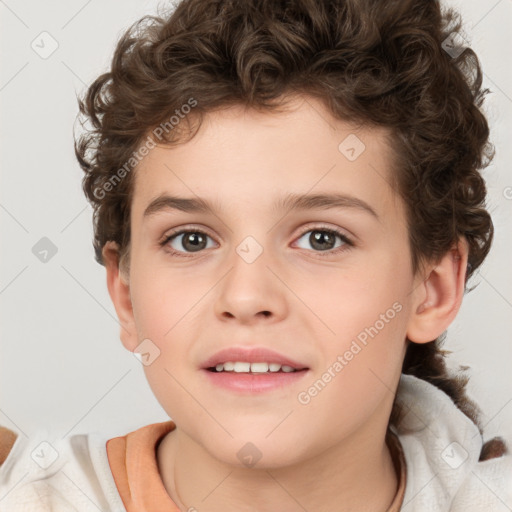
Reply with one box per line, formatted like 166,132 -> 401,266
297,301 -> 403,405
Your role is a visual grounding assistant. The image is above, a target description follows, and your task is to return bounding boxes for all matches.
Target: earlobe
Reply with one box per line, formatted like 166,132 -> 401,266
102,242 -> 139,352
407,239 -> 469,343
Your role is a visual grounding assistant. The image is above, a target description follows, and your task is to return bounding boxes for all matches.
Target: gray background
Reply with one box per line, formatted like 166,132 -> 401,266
1,0 -> 511,447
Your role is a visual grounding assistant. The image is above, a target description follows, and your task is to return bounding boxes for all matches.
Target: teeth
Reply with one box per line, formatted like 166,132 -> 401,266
212,361 -> 298,373
251,362 -> 269,373
233,362 -> 251,373
269,363 -> 281,372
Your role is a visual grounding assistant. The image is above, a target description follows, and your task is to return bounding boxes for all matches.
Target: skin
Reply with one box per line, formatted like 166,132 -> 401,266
104,94 -> 468,512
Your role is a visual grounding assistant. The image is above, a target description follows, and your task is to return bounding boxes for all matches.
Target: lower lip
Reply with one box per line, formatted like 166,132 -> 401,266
201,369 -> 309,393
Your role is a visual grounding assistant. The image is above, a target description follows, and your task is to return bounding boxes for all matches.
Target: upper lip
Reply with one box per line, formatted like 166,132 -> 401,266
201,346 -> 309,370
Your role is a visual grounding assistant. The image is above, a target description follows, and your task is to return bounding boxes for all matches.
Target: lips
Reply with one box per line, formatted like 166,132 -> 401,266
201,346 -> 309,371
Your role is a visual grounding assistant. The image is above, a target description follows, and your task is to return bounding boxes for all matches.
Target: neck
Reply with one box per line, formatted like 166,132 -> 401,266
157,420 -> 399,512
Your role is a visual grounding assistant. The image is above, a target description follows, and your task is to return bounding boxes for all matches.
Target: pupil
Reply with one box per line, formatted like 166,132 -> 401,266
184,232 -> 205,252
311,230 -> 334,251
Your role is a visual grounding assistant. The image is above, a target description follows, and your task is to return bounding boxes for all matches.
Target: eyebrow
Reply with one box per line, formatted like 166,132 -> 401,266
143,192 -> 378,219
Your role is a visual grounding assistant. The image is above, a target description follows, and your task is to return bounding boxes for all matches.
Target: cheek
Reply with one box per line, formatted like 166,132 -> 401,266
294,315 -> 408,453
295,251 -> 411,350
292,258 -> 411,423
130,262 -> 207,339
128,266 -> 209,408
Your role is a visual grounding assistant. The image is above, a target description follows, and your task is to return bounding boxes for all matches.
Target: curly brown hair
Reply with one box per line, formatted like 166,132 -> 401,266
74,0 -> 506,457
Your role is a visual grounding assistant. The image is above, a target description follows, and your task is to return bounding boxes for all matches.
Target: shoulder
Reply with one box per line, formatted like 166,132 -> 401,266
452,449 -> 512,510
0,425 -> 125,511
394,375 -> 512,511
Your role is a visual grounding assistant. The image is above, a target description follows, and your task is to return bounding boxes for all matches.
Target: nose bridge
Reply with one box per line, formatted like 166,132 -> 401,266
235,234 -> 266,266
213,230 -> 287,322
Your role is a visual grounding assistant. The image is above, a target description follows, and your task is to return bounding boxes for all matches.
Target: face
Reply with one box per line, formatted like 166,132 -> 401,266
117,96 -> 423,467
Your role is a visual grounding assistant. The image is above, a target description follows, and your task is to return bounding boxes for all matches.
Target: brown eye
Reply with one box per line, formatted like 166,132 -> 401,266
295,228 -> 350,253
309,230 -> 337,251
163,230 -> 215,255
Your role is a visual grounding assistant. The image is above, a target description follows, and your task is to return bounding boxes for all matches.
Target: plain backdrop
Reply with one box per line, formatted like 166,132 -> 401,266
1,0 -> 511,448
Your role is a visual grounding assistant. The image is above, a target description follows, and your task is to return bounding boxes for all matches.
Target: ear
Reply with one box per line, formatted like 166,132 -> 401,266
407,238 -> 469,343
103,241 -> 139,352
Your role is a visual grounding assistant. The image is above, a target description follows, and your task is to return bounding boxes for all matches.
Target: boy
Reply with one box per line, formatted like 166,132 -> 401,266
1,0 -> 511,510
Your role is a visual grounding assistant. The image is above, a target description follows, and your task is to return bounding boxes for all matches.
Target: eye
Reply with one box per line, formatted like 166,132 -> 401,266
161,229 -> 217,256
293,226 -> 353,256
160,225 -> 354,258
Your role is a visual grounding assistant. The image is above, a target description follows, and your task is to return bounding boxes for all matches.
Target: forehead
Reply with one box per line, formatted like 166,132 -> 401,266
131,96 -> 401,219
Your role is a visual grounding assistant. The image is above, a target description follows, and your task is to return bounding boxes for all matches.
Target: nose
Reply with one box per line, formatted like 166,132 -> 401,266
213,242 -> 289,326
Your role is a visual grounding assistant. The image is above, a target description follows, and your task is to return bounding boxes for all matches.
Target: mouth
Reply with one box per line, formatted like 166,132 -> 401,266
206,362 -> 307,373
201,346 -> 309,372
200,347 -> 310,393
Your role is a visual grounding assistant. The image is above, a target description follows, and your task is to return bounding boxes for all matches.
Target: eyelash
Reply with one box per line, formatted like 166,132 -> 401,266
159,224 -> 354,259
